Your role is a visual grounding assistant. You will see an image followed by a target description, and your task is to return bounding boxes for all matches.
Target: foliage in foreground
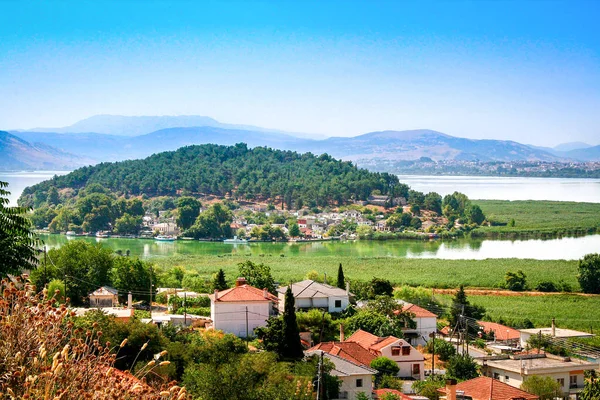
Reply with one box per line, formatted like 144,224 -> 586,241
0,277 -> 184,399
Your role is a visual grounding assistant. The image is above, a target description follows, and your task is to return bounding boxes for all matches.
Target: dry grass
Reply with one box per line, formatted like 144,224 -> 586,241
0,277 -> 188,399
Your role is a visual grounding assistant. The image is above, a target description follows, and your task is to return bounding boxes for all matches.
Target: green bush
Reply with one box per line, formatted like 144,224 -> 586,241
425,338 -> 456,361
536,281 -> 558,292
174,307 -> 210,316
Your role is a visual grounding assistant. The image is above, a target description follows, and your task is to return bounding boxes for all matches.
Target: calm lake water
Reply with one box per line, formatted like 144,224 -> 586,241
38,233 -> 600,261
398,175 -> 600,203
0,171 -> 70,206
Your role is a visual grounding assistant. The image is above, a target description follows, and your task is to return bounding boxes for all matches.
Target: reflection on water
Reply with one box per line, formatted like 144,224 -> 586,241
39,234 -> 600,260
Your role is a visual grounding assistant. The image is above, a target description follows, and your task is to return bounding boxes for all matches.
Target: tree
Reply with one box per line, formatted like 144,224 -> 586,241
296,309 -> 337,343
176,196 -> 201,230
237,260 -> 276,293
468,204 -> 485,225
578,253 -> 600,294
423,192 -> 443,215
449,285 -> 485,331
425,338 -> 456,361
213,268 -> 228,291
445,354 -> 479,381
289,222 -> 300,238
47,279 -> 65,303
114,213 -> 142,234
370,356 -> 399,377
282,286 -> 304,360
370,277 -> 393,298
520,375 -> 564,400
186,203 -> 232,239
46,186 -> 60,206
337,263 -> 345,289
0,181 -> 38,277
580,371 -> 600,400
413,376 -> 445,400
505,270 -> 528,291
111,257 -> 157,302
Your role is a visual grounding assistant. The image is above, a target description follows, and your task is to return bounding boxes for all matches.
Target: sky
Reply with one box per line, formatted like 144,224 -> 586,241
0,0 -> 599,146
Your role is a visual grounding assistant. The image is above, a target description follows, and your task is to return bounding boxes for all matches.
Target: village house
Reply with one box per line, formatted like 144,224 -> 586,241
306,350 -> 377,400
209,277 -> 278,338
346,329 -> 425,380
437,377 -> 539,400
277,279 -> 352,313
152,222 -> 179,236
519,322 -> 594,348
397,302 -> 438,347
478,353 -> 599,397
89,286 -> 119,308
478,321 -> 521,344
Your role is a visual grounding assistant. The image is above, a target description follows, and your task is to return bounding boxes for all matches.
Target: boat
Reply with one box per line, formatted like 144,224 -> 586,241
223,236 -> 248,244
95,231 -> 110,238
65,231 -> 77,236
155,235 -> 176,242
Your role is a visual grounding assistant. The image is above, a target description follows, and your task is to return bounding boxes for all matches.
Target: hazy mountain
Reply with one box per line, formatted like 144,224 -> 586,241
10,127 -> 566,167
553,141 -> 593,152
312,130 -> 562,162
563,145 -> 600,161
23,114 -> 323,139
0,131 -> 93,170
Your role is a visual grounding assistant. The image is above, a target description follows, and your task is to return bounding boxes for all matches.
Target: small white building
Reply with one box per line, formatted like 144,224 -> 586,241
306,350 -> 376,400
398,302 -> 438,347
277,279 -> 352,313
480,353 -> 599,397
209,277 -> 278,338
89,286 -> 119,308
152,222 -> 179,235
346,329 -> 425,380
519,325 -> 594,348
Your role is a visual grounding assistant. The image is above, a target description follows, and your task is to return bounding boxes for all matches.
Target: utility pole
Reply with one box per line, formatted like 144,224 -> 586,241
245,306 -> 249,343
316,350 -> 324,400
432,330 -> 436,377
184,291 -> 187,326
43,246 -> 47,287
149,266 -> 153,319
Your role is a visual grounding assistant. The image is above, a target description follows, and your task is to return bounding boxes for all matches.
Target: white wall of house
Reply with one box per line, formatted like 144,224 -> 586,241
328,295 -> 350,313
336,374 -> 373,400
211,301 -> 272,337
90,294 -> 117,307
404,316 -> 437,347
486,367 -> 585,394
280,294 -> 348,313
378,342 -> 425,380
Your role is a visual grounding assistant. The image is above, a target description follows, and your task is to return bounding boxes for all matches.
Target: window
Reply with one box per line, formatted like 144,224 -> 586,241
505,376 -> 510,382
356,379 -> 363,388
557,378 -> 565,387
391,347 -> 400,356
402,346 -> 410,355
413,364 -> 420,375
570,375 -> 578,388
493,373 -> 500,380
334,300 -> 342,308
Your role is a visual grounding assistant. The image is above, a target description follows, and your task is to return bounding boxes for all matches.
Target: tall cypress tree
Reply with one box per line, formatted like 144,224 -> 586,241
336,263 -> 345,289
212,269 -> 228,291
282,286 -> 303,360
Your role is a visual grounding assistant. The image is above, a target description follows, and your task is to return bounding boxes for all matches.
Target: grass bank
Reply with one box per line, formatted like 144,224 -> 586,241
436,293 -> 600,332
472,200 -> 600,238
151,254 -> 580,291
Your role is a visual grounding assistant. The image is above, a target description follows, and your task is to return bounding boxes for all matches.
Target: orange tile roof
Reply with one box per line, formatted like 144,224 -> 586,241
346,329 -> 381,348
438,376 -> 539,400
477,321 -> 521,341
400,303 -> 438,318
374,389 -> 413,400
308,341 -> 376,367
209,284 -> 278,302
370,336 -> 401,352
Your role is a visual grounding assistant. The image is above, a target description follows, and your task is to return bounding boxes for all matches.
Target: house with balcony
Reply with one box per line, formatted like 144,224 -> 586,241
478,353 -> 599,397
397,302 -> 438,347
209,277 -> 278,338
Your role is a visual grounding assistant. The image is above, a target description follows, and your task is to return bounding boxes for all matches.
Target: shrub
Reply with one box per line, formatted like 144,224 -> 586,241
535,281 -> 558,292
370,356 -> 400,377
425,338 -> 456,361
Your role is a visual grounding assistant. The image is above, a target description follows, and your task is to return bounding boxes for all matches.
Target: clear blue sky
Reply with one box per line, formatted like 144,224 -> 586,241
1,0 -> 598,146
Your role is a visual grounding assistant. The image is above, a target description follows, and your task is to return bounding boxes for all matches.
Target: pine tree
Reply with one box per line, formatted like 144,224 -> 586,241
337,263 -> 345,289
282,286 -> 303,360
212,268 -> 228,291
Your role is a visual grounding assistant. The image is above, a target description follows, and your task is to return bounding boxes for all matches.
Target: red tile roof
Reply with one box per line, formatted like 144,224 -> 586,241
374,389 -> 413,400
209,284 -> 278,303
400,303 -> 438,318
346,329 -> 380,348
438,376 -> 539,400
308,341 -> 376,366
477,321 -> 521,341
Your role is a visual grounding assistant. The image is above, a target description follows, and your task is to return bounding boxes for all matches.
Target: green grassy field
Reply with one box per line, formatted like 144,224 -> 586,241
436,293 -> 600,332
472,200 -> 600,237
152,254 -> 580,290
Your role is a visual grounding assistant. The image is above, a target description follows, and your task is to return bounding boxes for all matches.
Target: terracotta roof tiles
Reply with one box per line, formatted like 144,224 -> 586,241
438,376 -> 539,400
209,284 -> 278,303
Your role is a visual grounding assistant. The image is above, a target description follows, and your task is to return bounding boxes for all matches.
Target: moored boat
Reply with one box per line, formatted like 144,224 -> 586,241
155,235 -> 176,242
223,236 -> 248,244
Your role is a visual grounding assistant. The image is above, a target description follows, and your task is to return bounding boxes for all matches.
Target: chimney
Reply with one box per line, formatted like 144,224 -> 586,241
263,288 -> 269,299
446,379 -> 457,400
552,318 -> 556,337
346,281 -> 350,295
214,289 -> 219,300
236,277 -> 247,287
127,292 -> 132,309
340,324 -> 345,342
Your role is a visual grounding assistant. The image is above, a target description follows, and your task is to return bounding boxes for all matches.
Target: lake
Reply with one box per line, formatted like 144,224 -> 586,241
398,175 -> 600,203
38,233 -> 600,261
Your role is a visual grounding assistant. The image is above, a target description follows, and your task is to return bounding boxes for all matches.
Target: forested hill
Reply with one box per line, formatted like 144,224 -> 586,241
20,143 -> 401,208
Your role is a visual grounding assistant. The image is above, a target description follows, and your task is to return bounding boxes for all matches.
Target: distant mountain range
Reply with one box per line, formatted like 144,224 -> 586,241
0,131 -> 93,171
4,115 -> 600,171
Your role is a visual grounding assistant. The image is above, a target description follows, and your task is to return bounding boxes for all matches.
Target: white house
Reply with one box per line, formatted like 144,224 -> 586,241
209,277 -> 278,338
277,279 -> 352,313
346,329 -> 425,380
397,302 -> 438,347
479,353 -> 599,397
89,286 -> 119,308
306,350 -> 376,400
519,324 -> 594,348
152,222 -> 179,235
